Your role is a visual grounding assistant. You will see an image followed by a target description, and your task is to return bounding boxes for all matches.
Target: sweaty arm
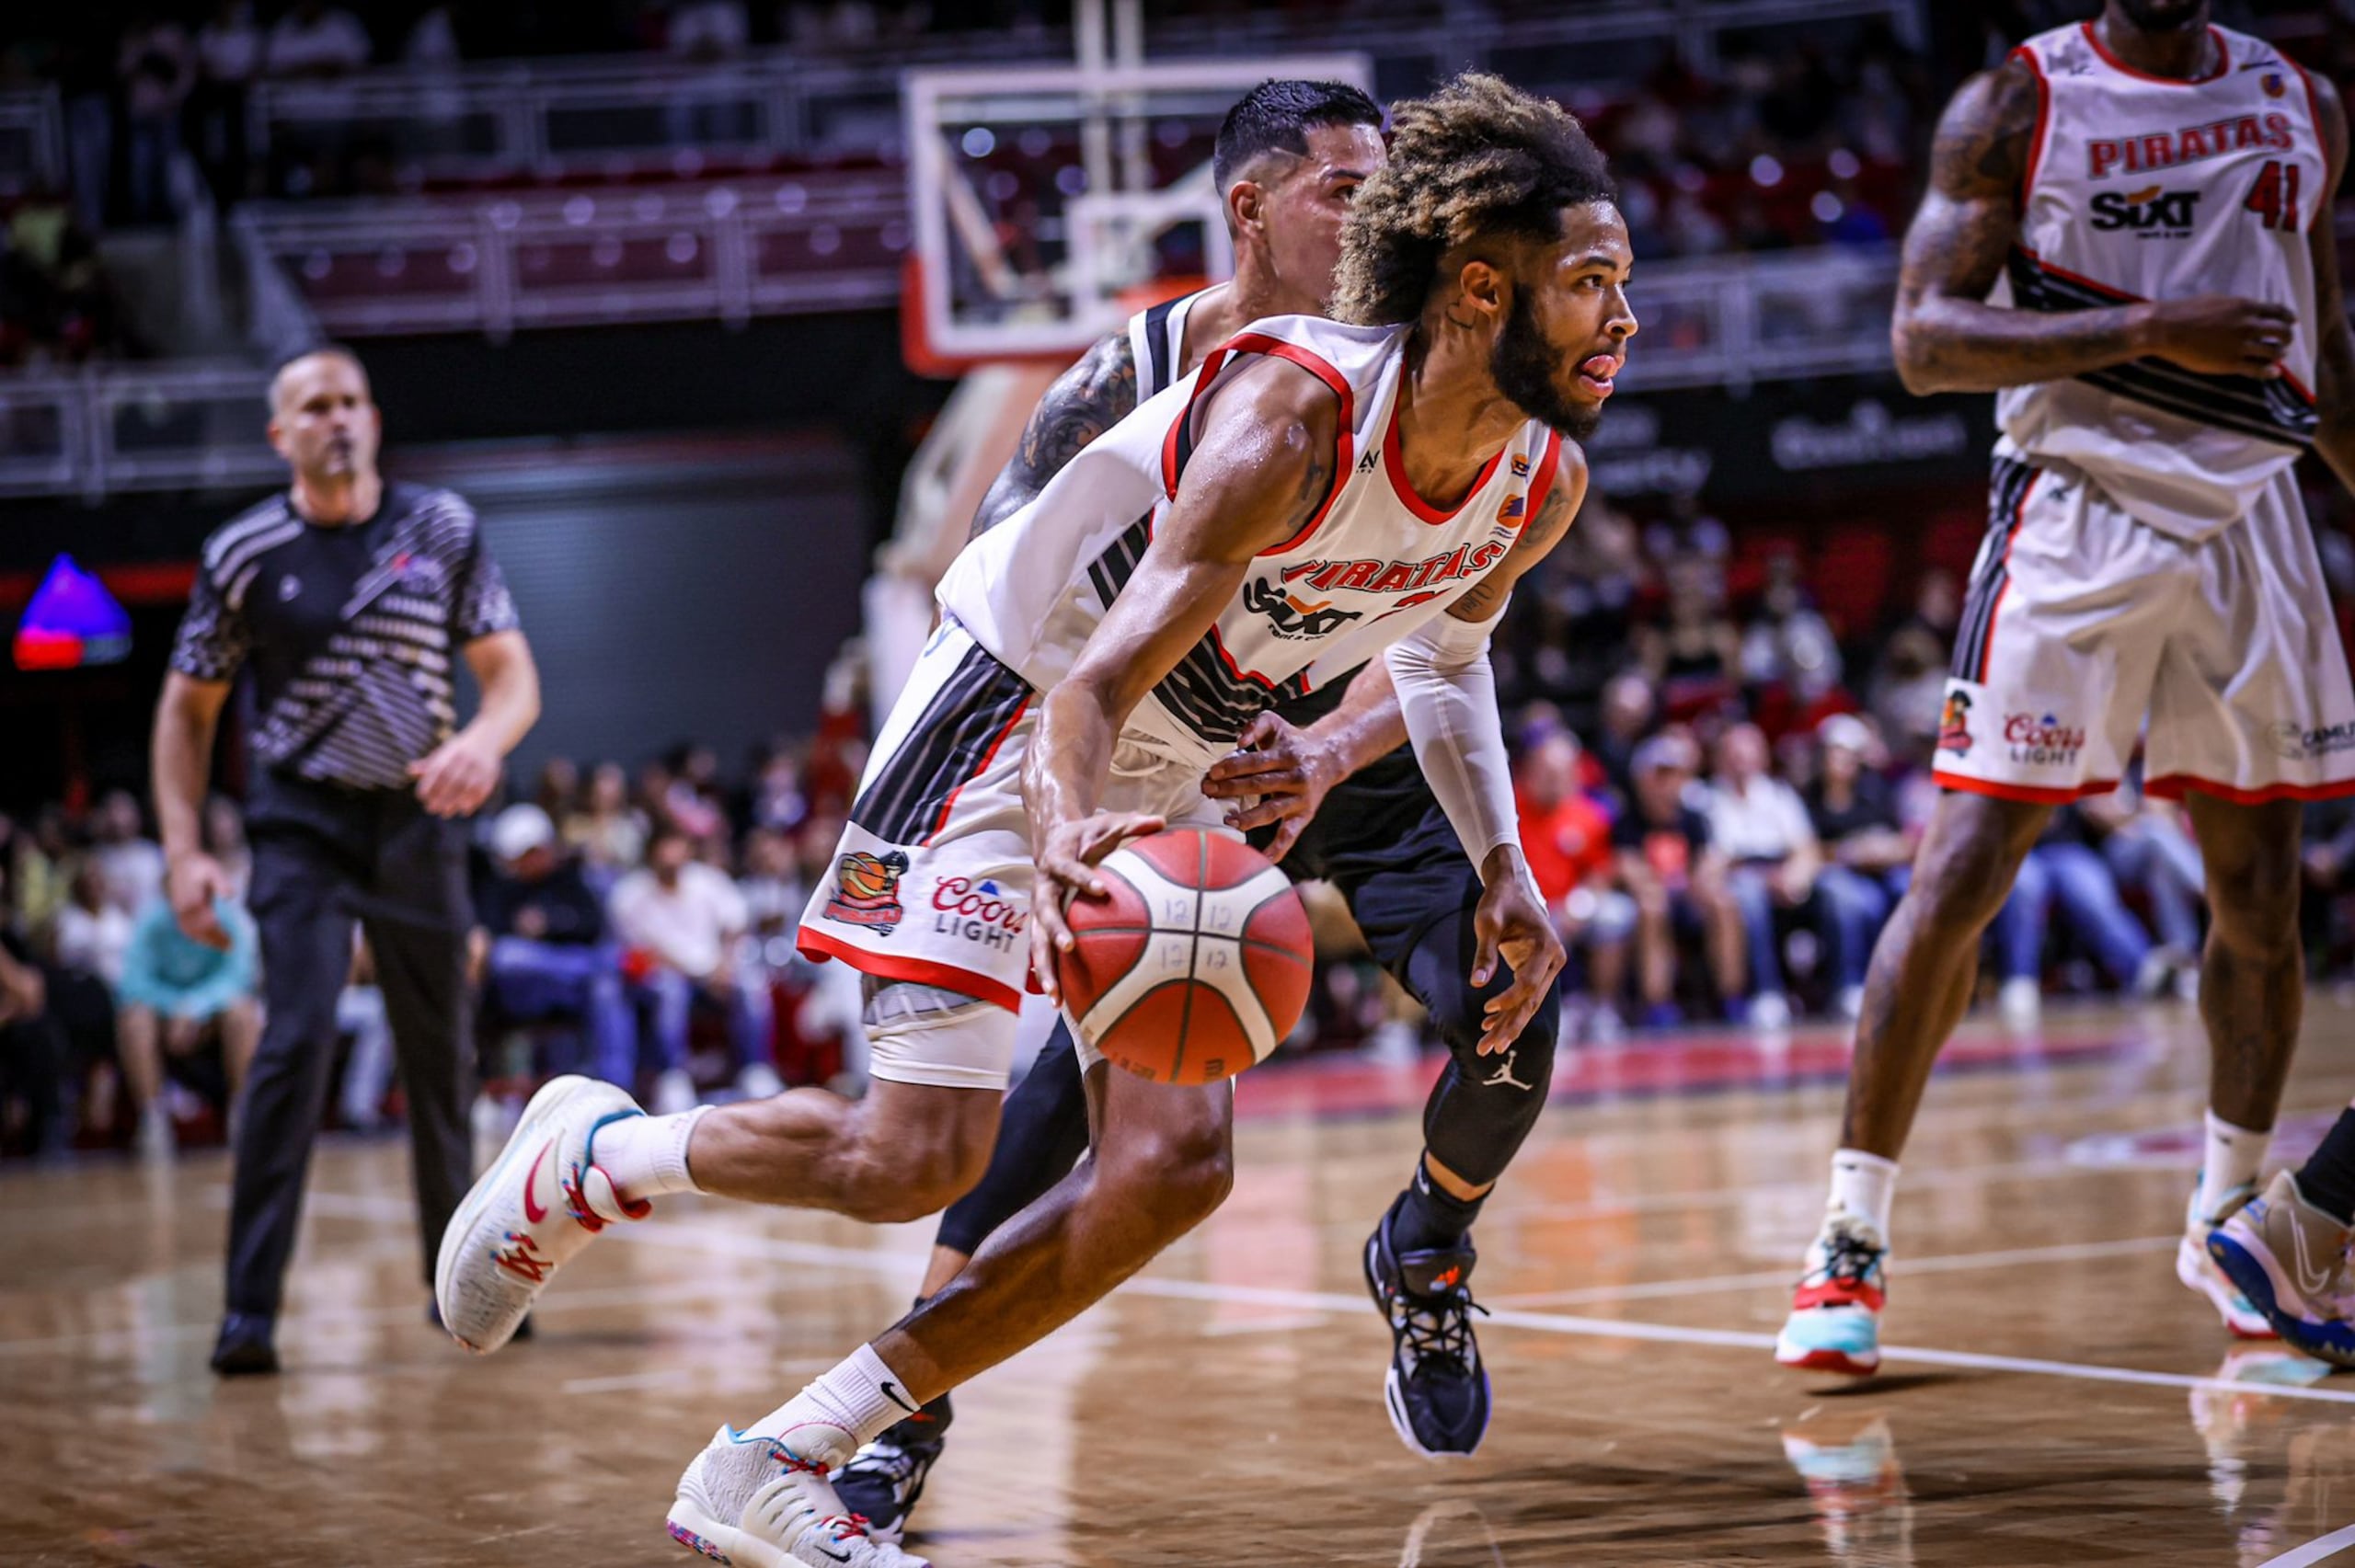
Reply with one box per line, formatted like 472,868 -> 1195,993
1384,449 -> 1589,880
1022,357 -> 1341,990
968,332 -> 1140,542
2307,76 -> 2355,497
1892,59 -> 2294,394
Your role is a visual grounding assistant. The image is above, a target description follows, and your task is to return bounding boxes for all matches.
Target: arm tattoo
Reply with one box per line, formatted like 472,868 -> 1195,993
1449,469 -> 1577,622
967,333 -> 1139,541
1892,58 -> 2158,390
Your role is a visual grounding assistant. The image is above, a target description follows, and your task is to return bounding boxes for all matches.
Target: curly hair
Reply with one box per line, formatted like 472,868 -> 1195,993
1332,74 -> 1616,326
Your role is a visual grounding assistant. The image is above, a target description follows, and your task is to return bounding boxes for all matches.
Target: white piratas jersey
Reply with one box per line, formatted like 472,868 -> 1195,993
1128,286 -> 1204,399
936,315 -> 1562,767
1993,21 -> 2325,539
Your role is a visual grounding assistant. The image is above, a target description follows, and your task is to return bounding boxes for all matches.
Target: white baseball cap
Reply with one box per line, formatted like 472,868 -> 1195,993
490,803 -> 557,862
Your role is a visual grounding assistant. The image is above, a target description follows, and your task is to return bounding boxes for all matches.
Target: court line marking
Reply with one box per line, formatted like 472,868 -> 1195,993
547,1209 -> 2355,1410
29,1189 -> 2355,1413
1486,1234 -> 2179,1308
2260,1523 -> 2355,1568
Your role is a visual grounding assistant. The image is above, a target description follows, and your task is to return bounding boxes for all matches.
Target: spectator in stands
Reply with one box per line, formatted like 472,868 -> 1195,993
1512,722 -> 1635,1039
203,795 -> 251,898
12,807 -> 79,940
1805,714 -> 1913,1020
476,804 -> 636,1090
264,0 -> 373,79
116,893 -> 260,1158
1591,670 -> 1658,808
50,862 -> 130,1110
749,750 -> 809,835
117,8 -> 195,223
1637,551 -> 1741,720
1611,732 -> 1743,1028
93,789 -> 165,916
0,868 -> 68,1157
1706,723 -> 1825,1029
1990,807 -> 2170,1030
609,822 -> 779,1113
2302,797 -> 2355,961
566,760 -> 647,877
2080,771 -> 2203,988
534,757 -> 580,826
337,939 -> 394,1131
190,0 -> 263,206
1868,617 -> 1949,755
1,186 -> 122,364
54,862 -> 132,989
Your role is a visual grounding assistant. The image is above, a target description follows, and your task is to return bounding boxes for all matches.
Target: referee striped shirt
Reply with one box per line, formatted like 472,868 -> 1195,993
170,483 -> 521,792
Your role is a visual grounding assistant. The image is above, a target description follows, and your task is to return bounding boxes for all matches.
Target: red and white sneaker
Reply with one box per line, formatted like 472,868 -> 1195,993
1774,1214 -> 1889,1377
433,1074 -> 649,1352
670,1424 -> 933,1568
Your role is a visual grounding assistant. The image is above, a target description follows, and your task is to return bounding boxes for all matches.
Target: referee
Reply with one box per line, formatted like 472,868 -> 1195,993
153,345 -> 541,1375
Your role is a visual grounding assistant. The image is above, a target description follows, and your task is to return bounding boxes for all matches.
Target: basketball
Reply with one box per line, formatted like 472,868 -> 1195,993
1056,828 -> 1313,1085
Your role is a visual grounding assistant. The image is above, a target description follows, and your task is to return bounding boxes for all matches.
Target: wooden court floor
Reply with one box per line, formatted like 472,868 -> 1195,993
15,999 -> 2355,1566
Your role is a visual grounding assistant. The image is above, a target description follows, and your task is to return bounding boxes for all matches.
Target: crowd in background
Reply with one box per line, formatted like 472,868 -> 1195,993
15,490 -> 2355,1160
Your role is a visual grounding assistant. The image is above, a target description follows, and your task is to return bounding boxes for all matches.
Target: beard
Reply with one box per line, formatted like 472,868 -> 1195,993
2113,0 -> 2206,33
1489,287 -> 1603,441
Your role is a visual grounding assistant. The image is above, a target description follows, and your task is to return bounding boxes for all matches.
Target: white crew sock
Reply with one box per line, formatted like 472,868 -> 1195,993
592,1105 -> 712,1203
1826,1148 -> 1900,1242
2195,1111 -> 2270,1223
747,1345 -> 913,1459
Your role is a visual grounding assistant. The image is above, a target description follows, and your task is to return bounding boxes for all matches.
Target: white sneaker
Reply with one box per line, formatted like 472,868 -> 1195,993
654,1069 -> 700,1116
2177,1185 -> 2276,1338
738,1061 -> 785,1102
670,1425 -> 933,1567
434,1074 -> 649,1353
1747,991 -> 1794,1032
1834,985 -> 1865,1023
1997,977 -> 2040,1030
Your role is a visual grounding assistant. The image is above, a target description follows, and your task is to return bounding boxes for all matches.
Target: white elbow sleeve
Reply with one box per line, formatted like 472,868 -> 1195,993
1384,608 -> 1522,876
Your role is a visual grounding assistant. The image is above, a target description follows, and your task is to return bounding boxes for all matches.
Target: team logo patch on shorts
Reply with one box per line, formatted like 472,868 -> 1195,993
823,850 -> 912,933
1938,686 -> 1976,756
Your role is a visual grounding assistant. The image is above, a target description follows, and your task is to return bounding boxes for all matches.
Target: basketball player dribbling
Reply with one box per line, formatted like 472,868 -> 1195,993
436,73 -> 1631,1567
1775,0 -> 2355,1379
827,79 -> 1603,1537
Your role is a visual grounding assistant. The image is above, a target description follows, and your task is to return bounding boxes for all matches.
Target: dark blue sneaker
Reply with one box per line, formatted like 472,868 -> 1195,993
210,1312 -> 278,1376
1364,1204 -> 1490,1458
830,1390 -> 953,1543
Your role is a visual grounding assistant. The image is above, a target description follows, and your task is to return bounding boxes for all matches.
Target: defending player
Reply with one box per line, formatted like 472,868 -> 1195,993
438,73 -> 1630,1567
1776,0 -> 2355,1378
828,79 -> 1591,1536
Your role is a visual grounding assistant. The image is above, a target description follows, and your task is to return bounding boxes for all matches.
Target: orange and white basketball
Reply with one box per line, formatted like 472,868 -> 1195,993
1055,828 -> 1313,1085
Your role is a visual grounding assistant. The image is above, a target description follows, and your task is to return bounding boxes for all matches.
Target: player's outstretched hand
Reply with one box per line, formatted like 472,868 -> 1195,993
1201,712 -> 1343,863
167,853 -> 235,951
409,729 -> 503,818
2142,295 -> 2296,379
1029,810 -> 1166,1005
1469,857 -> 1566,1055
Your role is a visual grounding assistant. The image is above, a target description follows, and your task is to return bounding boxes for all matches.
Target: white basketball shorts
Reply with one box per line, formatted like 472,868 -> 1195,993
1934,456 -> 2355,806
796,618 -> 1227,1089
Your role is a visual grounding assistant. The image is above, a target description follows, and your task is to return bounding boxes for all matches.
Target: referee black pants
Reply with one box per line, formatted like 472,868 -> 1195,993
226,779 -> 474,1319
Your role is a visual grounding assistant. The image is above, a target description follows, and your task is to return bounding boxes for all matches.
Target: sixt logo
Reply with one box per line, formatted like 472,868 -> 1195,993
2089,186 -> 2200,235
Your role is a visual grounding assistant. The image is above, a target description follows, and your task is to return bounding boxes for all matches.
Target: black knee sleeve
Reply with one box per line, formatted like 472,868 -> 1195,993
932,1021 -> 1093,1256
1402,906 -> 1558,1189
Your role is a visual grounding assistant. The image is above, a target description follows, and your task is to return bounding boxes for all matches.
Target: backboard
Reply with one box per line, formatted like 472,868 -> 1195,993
902,52 -> 1373,372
